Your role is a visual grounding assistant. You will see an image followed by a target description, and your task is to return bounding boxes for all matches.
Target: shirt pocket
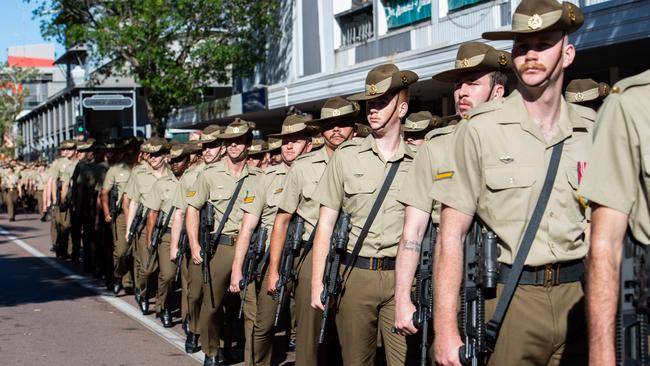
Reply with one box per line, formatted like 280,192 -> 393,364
301,181 -> 319,200
343,179 -> 376,215
485,165 -> 537,222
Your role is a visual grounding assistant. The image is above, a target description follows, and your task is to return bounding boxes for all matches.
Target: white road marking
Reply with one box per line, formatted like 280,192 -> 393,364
0,226 -> 203,364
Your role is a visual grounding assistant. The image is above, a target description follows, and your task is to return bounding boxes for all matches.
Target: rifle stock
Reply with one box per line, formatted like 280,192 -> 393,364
175,229 -> 188,283
238,226 -> 268,319
146,207 -> 175,270
319,212 -> 351,344
123,203 -> 146,257
412,221 -> 436,366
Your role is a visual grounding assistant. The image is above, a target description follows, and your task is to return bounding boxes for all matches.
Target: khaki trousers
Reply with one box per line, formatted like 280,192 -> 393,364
187,259 -> 204,334
294,251 -> 322,366
485,282 -> 587,366
4,189 -> 17,220
336,267 -> 407,366
243,280 -> 256,366
200,244 -> 236,357
112,214 -> 133,287
136,230 -> 154,297
181,252 -> 190,322
252,268 -> 278,366
154,233 -> 175,312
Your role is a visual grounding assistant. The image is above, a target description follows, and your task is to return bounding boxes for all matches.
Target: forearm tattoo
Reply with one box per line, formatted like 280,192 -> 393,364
403,239 -> 421,252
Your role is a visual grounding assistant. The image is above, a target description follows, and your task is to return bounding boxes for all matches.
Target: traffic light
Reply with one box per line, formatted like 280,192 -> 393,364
76,116 -> 86,134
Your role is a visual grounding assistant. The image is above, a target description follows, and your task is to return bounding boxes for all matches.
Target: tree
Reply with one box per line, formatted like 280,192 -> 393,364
30,0 -> 279,136
0,63 -> 38,157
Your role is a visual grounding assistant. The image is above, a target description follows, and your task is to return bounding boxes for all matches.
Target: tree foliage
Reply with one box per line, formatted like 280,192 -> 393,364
0,63 -> 38,156
30,0 -> 279,135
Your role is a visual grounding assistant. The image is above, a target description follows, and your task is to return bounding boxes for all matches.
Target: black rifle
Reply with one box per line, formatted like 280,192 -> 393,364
146,207 -> 176,270
123,203 -> 148,256
617,234 -> 650,366
199,203 -> 215,284
459,222 -> 499,366
55,179 -> 62,207
108,184 -> 122,222
274,215 -> 305,327
411,221 -> 436,366
238,226 -> 268,319
175,229 -> 188,283
319,212 -> 351,344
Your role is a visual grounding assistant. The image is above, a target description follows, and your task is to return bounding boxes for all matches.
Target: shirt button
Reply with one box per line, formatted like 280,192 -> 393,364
549,212 -> 555,218
508,177 -> 514,184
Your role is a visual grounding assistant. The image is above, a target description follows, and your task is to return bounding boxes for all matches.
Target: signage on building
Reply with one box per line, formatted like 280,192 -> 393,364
384,0 -> 432,30
82,94 -> 134,110
242,88 -> 268,113
448,0 -> 489,12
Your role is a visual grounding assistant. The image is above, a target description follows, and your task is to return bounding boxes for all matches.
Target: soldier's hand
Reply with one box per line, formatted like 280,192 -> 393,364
434,332 -> 464,366
190,244 -> 203,265
229,269 -> 243,293
267,270 -> 280,295
105,215 -> 112,223
394,300 -> 418,336
310,283 -> 324,311
170,247 -> 178,262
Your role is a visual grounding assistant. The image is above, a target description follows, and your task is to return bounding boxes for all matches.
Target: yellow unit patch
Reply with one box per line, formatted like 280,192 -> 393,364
243,196 -> 255,204
187,191 -> 196,197
274,188 -> 284,194
435,171 -> 454,181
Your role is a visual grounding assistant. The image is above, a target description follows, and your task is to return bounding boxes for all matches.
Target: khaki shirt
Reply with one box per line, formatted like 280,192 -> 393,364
47,157 -> 65,180
173,162 -> 206,211
397,123 -> 458,224
242,163 -> 289,247
314,135 -> 415,258
144,173 -> 179,217
431,91 -> 595,266
102,162 -> 132,198
186,160 -> 261,237
125,163 -> 166,208
36,171 -> 48,190
3,173 -> 19,189
579,70 -> 650,245
60,159 -> 78,183
278,147 -> 330,241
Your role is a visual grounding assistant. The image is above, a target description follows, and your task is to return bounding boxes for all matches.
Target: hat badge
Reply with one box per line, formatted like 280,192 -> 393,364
575,92 -> 584,102
368,84 -> 378,95
400,73 -> 409,85
232,127 -> 240,133
459,58 -> 470,68
528,14 -> 543,30
332,109 -> 341,117
498,53 -> 508,67
408,121 -> 417,128
285,125 -> 294,132
568,5 -> 576,23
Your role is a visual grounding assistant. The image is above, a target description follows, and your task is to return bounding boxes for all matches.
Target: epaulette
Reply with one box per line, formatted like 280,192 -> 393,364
425,123 -> 457,141
295,150 -> 317,162
568,102 -> 596,123
466,98 -> 504,121
264,165 -> 280,175
338,138 -> 362,149
249,166 -> 263,175
611,69 -> 650,94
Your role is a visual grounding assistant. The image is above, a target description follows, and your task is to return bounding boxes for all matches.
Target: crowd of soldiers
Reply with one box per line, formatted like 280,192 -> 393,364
10,0 -> 650,365
0,160 -> 49,222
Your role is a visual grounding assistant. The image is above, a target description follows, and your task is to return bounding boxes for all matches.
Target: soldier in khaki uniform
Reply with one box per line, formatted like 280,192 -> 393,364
35,162 -> 48,221
401,111 -> 439,151
267,138 -> 282,166
247,139 -> 270,169
309,64 -> 417,365
143,142 -> 190,327
578,69 -> 650,365
69,139 -> 98,272
170,126 -> 221,353
125,138 -> 172,315
564,78 -> 610,111
101,139 -> 134,295
229,115 -> 313,366
431,1 -> 592,365
3,167 -> 22,221
266,96 -> 358,366
53,141 -> 79,260
185,119 -> 262,366
394,42 -> 510,337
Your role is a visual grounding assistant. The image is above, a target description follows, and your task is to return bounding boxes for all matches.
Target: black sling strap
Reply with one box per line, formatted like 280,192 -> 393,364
342,160 -> 402,277
485,141 -> 565,345
209,178 -> 245,249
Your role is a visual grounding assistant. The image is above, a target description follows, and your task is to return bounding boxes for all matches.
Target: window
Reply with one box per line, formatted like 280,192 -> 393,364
336,2 -> 374,48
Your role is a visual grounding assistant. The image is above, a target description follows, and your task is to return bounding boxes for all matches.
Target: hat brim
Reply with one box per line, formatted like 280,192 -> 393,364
433,64 -> 507,83
348,70 -> 419,101
483,19 -> 582,40
267,125 -> 314,138
403,125 -> 434,133
306,112 -> 359,126
217,130 -> 250,139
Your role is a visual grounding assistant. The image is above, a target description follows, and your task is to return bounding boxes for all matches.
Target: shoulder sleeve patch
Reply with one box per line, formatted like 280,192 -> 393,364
187,191 -> 196,197
434,171 -> 454,181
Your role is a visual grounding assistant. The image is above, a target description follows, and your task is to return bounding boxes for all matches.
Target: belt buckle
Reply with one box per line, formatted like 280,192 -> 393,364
544,264 -> 553,287
377,258 -> 384,271
231,234 -> 238,245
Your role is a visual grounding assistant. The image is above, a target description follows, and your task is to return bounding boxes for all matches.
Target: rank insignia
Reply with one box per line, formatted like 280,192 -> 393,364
435,171 -> 454,181
243,196 -> 255,203
187,191 -> 196,197
274,188 -> 283,194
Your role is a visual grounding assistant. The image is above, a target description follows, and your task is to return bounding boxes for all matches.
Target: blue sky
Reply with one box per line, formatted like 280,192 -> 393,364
0,1 -> 65,61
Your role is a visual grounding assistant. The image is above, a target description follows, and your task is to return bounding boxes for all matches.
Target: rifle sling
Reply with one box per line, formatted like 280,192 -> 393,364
297,223 -> 317,266
342,160 -> 401,277
485,141 -> 564,344
208,179 -> 245,253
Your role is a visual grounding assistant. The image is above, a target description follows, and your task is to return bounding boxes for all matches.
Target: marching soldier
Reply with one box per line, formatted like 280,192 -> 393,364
394,41 -> 510,339
53,140 -> 78,260
267,138 -> 282,166
69,138 -> 98,272
3,166 -> 22,221
125,137 -> 172,315
266,96 -> 359,366
171,126 -> 221,353
35,162 -> 48,221
185,119 -> 262,366
431,1 -> 592,364
229,114 -> 313,365
143,142 -> 190,327
578,69 -> 650,364
310,64 -> 417,365
564,78 -> 610,111
247,139 -> 270,169
46,140 -> 75,253
401,111 -> 439,151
